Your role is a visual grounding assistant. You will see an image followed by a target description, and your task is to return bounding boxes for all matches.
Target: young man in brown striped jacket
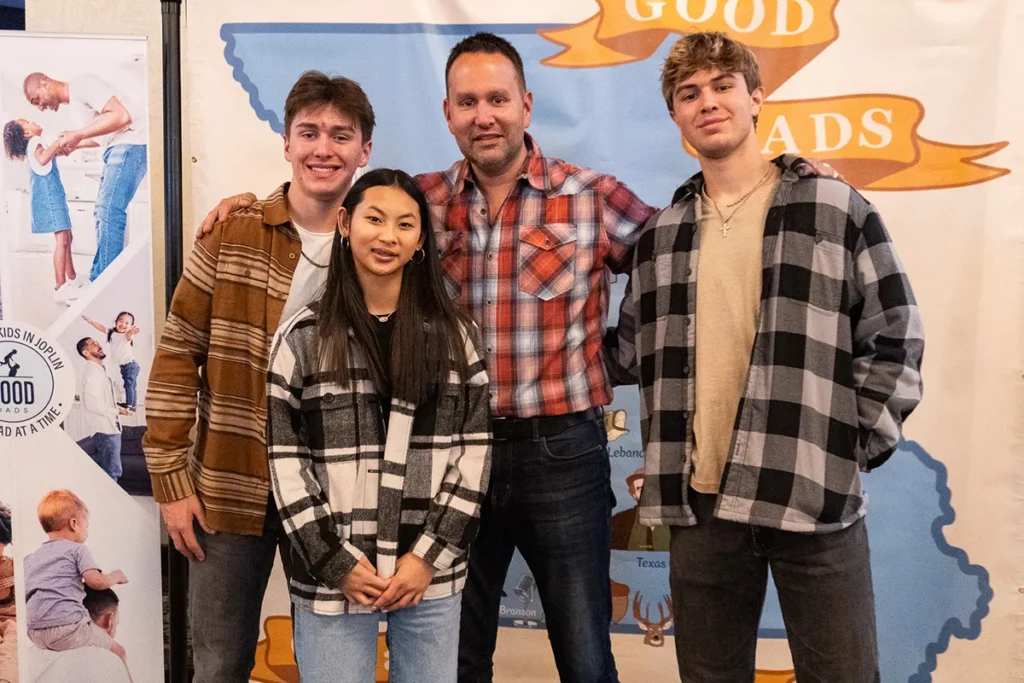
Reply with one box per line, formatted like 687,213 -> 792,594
142,71 -> 373,683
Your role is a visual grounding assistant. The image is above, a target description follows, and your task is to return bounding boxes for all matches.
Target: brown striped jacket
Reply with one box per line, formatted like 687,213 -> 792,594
143,184 -> 301,535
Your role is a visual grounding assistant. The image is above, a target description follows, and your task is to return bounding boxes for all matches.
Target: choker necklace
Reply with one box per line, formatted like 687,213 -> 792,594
300,251 -> 328,268
370,310 -> 396,323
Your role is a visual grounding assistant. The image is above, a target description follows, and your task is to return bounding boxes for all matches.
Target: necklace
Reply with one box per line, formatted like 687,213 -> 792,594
707,165 -> 775,237
370,310 -> 396,323
300,250 -> 328,269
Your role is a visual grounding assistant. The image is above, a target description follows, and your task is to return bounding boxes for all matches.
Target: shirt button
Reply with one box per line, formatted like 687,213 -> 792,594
487,252 -> 494,260
683,411 -> 689,420
814,233 -> 824,244
486,298 -> 493,306
289,253 -> 296,260
479,208 -> 486,215
486,345 -> 493,354
683,366 -> 690,376
323,393 -> 334,403
683,318 -> 691,326
686,268 -> 693,276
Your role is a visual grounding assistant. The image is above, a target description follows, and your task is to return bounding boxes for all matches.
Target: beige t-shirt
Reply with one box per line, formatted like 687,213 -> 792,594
691,166 -> 781,494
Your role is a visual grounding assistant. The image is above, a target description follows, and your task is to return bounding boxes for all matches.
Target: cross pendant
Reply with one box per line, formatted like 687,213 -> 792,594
721,222 -> 729,237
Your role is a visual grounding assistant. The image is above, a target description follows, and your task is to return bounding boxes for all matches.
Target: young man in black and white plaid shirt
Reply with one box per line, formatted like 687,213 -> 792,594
608,32 -> 924,682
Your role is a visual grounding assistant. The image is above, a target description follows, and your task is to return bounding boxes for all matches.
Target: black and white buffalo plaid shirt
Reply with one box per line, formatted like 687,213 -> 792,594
267,307 -> 492,614
609,155 -> 924,533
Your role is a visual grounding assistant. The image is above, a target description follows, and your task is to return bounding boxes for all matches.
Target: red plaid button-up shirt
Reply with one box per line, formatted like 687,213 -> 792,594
417,135 -> 655,418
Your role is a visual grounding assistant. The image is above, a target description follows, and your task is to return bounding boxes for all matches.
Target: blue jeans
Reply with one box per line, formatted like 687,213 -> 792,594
119,361 -> 139,408
188,497 -> 283,683
89,144 -> 147,281
458,417 -> 618,683
669,490 -> 880,683
294,592 -> 462,683
80,432 -> 122,481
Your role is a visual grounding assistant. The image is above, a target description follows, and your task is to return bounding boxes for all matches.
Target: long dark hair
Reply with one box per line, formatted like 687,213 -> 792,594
317,168 -> 470,403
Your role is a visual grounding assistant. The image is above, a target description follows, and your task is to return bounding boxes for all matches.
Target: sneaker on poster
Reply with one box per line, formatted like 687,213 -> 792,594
53,281 -> 77,304
64,280 -> 88,301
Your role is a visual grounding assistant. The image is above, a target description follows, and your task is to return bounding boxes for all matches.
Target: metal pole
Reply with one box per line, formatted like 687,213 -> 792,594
160,1 -> 188,682
162,0 -> 184,304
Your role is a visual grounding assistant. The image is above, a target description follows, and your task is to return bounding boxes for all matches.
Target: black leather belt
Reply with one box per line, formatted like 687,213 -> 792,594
491,407 -> 602,441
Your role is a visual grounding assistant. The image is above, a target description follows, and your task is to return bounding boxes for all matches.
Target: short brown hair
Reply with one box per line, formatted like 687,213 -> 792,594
38,489 -> 87,533
445,32 -> 527,93
661,32 -> 762,113
283,71 -> 375,143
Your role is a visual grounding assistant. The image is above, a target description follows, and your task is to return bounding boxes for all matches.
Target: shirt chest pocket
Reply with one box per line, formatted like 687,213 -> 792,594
303,391 -> 361,455
780,227 -> 846,316
517,223 -> 577,301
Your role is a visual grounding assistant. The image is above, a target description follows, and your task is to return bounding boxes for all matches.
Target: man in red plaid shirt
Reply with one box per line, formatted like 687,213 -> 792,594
423,34 -> 653,683
200,32 -> 653,683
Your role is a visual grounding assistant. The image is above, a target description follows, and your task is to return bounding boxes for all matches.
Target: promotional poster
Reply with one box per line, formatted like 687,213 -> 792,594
0,32 -> 162,683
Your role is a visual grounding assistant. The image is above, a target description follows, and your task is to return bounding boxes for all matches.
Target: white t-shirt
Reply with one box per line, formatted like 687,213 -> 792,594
280,222 -> 334,324
26,135 -> 57,175
108,331 -> 135,366
68,74 -> 147,148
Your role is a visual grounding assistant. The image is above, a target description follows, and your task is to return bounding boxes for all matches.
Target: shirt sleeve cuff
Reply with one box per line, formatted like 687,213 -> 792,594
410,532 -> 459,572
314,543 -> 364,588
150,468 -> 196,504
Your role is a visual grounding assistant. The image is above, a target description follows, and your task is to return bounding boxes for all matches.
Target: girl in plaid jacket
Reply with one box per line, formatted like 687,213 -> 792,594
267,169 -> 491,683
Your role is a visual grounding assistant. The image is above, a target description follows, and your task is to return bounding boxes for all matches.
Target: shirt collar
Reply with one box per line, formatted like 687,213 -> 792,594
263,183 -> 294,228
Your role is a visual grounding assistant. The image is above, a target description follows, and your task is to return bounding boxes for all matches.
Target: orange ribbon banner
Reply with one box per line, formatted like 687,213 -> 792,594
539,0 -> 841,93
538,0 -> 1009,190
751,96 -> 1008,190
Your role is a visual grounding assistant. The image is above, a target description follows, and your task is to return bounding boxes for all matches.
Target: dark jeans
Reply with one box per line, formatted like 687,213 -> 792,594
670,491 -> 879,683
458,417 -> 619,683
79,432 -> 121,481
188,497 -> 283,683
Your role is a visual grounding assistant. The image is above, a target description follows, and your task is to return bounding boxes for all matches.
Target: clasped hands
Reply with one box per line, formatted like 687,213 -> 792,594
341,552 -> 436,613
54,130 -> 85,155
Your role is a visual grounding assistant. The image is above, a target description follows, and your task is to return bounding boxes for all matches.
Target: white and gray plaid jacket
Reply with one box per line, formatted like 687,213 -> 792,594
267,306 -> 491,614
609,156 -> 924,533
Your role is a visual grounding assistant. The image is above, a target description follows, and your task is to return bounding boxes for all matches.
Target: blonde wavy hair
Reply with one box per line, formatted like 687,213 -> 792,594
661,32 -> 762,120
